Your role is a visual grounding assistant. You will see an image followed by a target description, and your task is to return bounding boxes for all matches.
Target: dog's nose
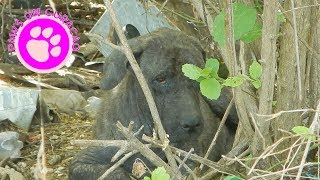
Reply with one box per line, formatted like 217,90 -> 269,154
181,116 -> 201,131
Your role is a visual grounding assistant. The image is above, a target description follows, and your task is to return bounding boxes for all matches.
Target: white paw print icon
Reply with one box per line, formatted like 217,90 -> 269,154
26,26 -> 61,62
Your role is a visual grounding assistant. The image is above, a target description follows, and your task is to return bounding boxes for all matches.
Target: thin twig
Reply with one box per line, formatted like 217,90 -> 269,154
85,33 -> 123,52
249,162 -> 319,180
281,3 -> 320,14
250,113 -> 266,149
33,74 -> 48,180
116,121 -> 178,177
64,0 -> 72,19
171,148 -> 194,180
257,108 -> 315,121
159,0 -> 169,12
103,0 -> 180,175
295,100 -> 320,179
98,150 -> 138,180
290,0 -> 302,101
1,1 -> 6,59
174,155 -> 197,180
200,97 -> 234,170
204,0 -> 219,14
47,0 -> 56,12
141,134 -> 243,177
279,138 -> 303,180
71,140 -> 127,147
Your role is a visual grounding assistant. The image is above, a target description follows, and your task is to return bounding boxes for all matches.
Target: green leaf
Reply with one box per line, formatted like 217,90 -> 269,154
182,64 -> 203,80
292,126 -> 315,141
200,78 -> 221,100
212,3 -> 257,45
272,101 -> 277,107
224,175 -> 242,180
277,12 -> 286,23
233,3 -> 257,40
201,68 -> 212,78
251,79 -> 261,89
151,167 -> 170,180
143,177 -> 151,180
249,61 -> 262,80
205,58 -> 220,73
205,58 -> 220,78
240,23 -> 262,43
223,75 -> 245,87
212,12 -> 226,45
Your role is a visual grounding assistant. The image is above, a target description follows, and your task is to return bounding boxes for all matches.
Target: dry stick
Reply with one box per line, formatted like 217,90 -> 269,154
103,0 -> 180,176
257,108 -> 315,122
34,75 -> 47,180
198,139 -> 249,180
64,0 -> 72,19
47,0 -> 56,12
249,162 -> 319,180
98,150 -> 138,180
115,121 -> 176,176
71,140 -> 127,148
290,0 -> 302,101
200,97 -> 234,170
279,138 -> 303,180
8,0 -> 11,15
151,0 -> 203,24
159,0 -> 170,12
177,148 -> 194,171
173,155 -> 197,180
281,3 -> 320,14
171,148 -> 194,180
225,156 -> 265,180
141,135 -> 243,177
295,101 -> 320,180
85,33 -> 123,52
204,0 -> 220,14
250,113 -> 266,149
0,1 -> 6,58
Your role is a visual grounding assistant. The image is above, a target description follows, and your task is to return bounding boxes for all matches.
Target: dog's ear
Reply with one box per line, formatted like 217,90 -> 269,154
100,38 -> 146,90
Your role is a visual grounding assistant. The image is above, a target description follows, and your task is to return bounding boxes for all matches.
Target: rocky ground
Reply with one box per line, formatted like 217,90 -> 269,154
19,114 -> 94,180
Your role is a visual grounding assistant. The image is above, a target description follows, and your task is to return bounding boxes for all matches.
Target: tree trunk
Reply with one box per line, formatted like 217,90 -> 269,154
273,0 -> 311,151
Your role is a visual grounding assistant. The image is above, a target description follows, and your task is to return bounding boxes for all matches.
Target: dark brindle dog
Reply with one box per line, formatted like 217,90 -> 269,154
69,28 -> 237,180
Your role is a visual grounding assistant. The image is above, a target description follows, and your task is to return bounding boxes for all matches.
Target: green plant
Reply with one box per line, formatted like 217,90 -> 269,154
249,60 -> 262,88
223,175 -> 243,180
292,126 -> 316,141
143,167 -> 170,180
182,59 -> 262,100
182,2 -> 264,100
182,58 -> 222,100
212,3 -> 262,45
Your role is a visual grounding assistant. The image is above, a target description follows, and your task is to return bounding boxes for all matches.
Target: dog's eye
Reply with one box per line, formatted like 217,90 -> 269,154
155,77 -> 166,84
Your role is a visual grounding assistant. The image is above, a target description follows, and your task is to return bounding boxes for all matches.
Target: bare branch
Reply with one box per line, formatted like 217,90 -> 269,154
103,0 -> 180,174
290,0 -> 302,101
85,33 -> 123,52
98,150 -> 138,180
295,100 -> 320,179
200,97 -> 234,170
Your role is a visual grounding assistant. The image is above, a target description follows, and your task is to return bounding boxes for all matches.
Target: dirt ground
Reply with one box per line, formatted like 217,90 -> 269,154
19,113 -> 94,180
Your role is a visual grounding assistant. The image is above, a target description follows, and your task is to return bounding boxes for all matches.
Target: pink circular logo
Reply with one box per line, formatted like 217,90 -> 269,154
15,15 -> 73,73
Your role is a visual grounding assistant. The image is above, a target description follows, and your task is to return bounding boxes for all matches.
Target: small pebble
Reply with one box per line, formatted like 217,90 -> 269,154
17,162 -> 27,168
48,155 -> 62,165
50,135 -> 59,140
57,167 -> 65,171
66,146 -> 74,150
